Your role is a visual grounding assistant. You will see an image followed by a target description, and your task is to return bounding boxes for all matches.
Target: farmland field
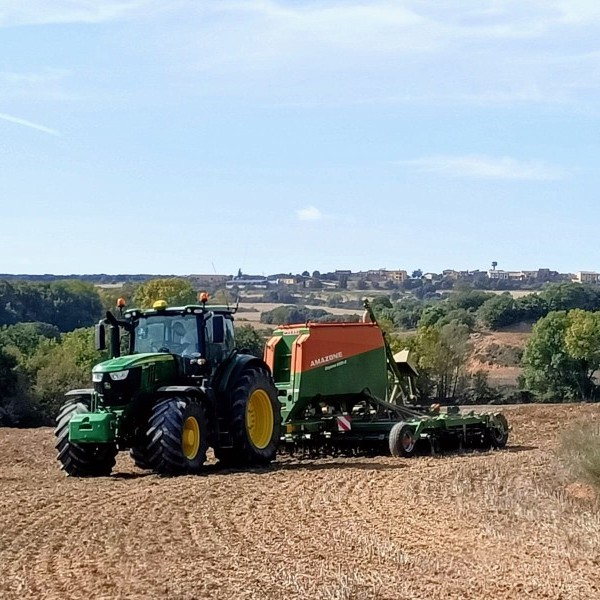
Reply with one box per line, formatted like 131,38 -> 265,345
235,302 -> 363,330
1,404 -> 599,599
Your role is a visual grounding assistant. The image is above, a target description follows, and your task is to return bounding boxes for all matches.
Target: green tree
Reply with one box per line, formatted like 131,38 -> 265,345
0,347 -> 20,425
540,282 -> 600,312
384,298 -> 424,330
133,278 -> 197,309
466,371 -> 502,405
516,293 -> 548,322
564,309 -> 600,365
438,308 -> 476,331
97,282 -> 138,313
0,348 -> 17,403
234,324 -> 268,357
477,293 -> 518,329
260,306 -> 329,325
521,311 -> 598,401
49,281 -> 104,331
419,305 -> 447,328
448,290 -> 492,312
370,296 -> 393,311
397,322 -> 471,402
31,327 -> 107,418
0,280 -> 102,331
0,322 -> 60,360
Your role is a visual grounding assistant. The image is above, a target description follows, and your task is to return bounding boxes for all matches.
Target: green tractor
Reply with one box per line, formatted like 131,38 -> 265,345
55,296 -> 281,476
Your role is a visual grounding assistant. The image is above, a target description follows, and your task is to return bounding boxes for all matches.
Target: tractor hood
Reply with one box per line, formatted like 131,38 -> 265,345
92,353 -> 174,374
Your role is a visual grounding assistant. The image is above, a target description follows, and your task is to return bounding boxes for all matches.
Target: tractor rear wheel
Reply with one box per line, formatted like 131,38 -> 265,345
216,366 -> 280,466
146,396 -> 209,475
55,399 -> 117,477
389,422 -> 417,458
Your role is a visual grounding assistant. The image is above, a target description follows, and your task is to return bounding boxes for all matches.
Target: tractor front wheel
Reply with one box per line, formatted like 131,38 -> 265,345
55,399 -> 117,477
146,397 -> 209,475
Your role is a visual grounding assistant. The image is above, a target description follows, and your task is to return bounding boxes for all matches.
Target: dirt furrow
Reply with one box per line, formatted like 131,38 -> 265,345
1,405 -> 599,599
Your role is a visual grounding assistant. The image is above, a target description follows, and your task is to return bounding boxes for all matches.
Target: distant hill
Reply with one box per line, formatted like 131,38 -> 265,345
0,274 -> 172,284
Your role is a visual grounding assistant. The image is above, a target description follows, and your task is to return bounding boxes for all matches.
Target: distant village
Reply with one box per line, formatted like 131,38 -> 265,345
195,265 -> 600,291
2,265 -> 600,291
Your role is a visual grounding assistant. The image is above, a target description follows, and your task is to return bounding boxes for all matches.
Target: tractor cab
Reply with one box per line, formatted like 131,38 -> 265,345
95,298 -> 235,372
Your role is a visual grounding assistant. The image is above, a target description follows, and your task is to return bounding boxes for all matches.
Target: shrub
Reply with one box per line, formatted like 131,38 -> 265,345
234,324 -> 269,357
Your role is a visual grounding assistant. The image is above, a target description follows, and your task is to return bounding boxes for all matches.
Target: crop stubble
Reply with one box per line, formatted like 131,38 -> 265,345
0,404 -> 599,600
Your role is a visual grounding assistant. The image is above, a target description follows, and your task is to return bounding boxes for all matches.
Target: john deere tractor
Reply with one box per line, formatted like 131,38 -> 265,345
55,296 -> 281,476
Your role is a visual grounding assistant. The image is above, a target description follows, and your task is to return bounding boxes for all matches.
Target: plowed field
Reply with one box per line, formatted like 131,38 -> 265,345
1,404 -> 599,600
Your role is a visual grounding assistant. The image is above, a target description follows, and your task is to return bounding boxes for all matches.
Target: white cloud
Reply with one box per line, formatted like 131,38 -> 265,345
0,69 -> 76,103
3,1 -> 600,110
0,0 -> 166,26
296,206 -> 323,221
143,1 -> 600,110
401,155 -> 567,181
0,112 -> 59,136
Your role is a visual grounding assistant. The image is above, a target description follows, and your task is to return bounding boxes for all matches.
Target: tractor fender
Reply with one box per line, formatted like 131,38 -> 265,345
63,389 -> 95,416
65,388 -> 94,398
156,385 -> 205,395
155,385 -> 217,445
213,353 -> 273,402
155,385 -> 213,413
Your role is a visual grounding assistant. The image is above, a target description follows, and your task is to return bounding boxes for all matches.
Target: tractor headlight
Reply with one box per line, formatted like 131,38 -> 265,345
92,372 -> 103,382
109,370 -> 129,381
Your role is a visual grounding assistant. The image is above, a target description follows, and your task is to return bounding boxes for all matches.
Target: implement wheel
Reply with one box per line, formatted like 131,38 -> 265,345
487,414 -> 509,448
216,366 -> 281,466
147,396 -> 209,475
389,422 -> 417,458
55,399 -> 117,477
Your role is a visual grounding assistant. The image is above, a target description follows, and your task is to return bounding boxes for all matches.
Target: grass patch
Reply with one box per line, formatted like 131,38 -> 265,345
561,420 -> 600,489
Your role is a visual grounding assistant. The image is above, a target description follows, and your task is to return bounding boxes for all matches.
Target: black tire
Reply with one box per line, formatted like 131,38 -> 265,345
487,414 -> 509,448
389,422 -> 417,458
129,446 -> 152,470
146,396 -> 209,475
216,366 -> 281,466
55,399 -> 117,477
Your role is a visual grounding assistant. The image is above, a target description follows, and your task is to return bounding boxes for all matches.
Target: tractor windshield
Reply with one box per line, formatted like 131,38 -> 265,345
134,314 -> 201,356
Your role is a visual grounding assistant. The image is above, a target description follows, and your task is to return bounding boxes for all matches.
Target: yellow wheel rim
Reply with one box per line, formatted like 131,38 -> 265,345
182,416 -> 200,460
246,389 -> 274,449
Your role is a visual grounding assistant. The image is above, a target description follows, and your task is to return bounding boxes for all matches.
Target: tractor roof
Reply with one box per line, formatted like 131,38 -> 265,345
124,305 -> 234,318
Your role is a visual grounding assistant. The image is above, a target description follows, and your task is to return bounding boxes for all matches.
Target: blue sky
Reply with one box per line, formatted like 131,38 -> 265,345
1,1 -> 599,276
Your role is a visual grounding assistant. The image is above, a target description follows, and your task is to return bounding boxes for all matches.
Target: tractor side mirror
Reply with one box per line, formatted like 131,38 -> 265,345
95,323 -> 106,351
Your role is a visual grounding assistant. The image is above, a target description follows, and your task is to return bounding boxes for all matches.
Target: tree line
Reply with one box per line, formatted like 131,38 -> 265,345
2,278 -> 600,427
373,282 -> 600,332
0,278 -> 270,426
0,280 -> 103,332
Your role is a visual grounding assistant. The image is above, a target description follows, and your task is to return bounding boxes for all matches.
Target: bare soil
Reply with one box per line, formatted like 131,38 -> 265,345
1,404 -> 599,600
469,330 -> 531,387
